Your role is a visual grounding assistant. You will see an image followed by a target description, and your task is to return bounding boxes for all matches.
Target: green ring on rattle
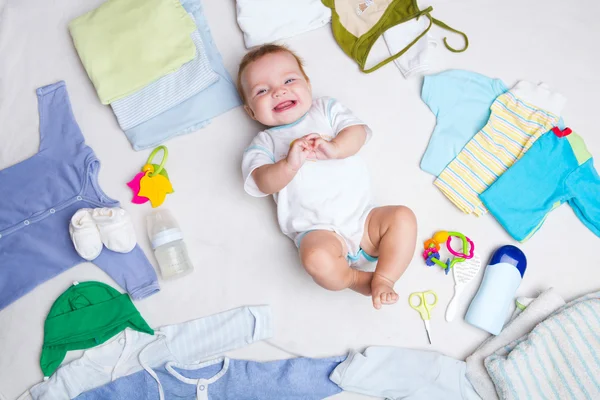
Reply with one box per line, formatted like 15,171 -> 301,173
145,146 -> 168,177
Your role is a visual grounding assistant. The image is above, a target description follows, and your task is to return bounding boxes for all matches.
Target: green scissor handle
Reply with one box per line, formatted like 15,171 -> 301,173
409,290 -> 438,321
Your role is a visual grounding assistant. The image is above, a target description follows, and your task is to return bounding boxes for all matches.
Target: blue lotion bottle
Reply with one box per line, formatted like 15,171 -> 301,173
465,245 -> 527,335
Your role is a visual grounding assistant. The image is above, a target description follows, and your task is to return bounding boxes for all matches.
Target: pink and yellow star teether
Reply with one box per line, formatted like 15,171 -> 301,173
126,146 -> 174,208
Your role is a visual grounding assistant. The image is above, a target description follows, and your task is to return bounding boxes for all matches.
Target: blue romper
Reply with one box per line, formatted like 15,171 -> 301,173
0,82 -> 159,311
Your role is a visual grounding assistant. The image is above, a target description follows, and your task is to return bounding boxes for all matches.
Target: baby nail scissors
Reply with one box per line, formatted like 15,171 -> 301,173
409,290 -> 438,344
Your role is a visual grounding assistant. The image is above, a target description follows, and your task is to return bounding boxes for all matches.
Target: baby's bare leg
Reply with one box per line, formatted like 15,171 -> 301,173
300,230 -> 373,295
361,206 -> 417,309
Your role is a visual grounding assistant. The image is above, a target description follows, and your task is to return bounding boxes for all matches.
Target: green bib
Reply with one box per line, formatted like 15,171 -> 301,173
322,0 -> 468,73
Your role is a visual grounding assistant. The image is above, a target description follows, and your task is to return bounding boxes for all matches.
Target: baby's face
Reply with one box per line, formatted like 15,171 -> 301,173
241,51 -> 312,127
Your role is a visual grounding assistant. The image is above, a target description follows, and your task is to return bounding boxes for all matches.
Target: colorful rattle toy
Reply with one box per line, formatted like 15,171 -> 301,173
422,231 -> 475,275
126,146 -> 174,208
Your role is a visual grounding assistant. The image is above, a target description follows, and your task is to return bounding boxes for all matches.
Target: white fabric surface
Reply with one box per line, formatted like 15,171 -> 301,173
236,0 -> 331,48
0,1 -> 599,400
242,97 -> 373,257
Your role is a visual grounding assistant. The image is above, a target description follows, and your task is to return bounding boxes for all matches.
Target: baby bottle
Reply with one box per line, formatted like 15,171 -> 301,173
146,209 -> 194,280
465,245 -> 527,335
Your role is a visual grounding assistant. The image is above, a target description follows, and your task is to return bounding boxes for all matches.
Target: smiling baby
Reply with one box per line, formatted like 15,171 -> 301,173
239,44 -> 417,309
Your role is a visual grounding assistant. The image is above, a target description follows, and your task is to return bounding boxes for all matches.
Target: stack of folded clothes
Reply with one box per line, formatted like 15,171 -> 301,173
70,0 -> 241,150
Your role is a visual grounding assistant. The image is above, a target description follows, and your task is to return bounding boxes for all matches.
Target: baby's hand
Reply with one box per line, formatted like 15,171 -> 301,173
305,133 -> 339,160
286,136 -> 314,171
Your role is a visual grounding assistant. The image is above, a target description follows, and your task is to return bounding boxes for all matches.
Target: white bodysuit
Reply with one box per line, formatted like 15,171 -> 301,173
242,97 -> 375,266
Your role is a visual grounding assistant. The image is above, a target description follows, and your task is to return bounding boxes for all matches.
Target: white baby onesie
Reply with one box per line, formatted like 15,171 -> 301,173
236,0 -> 331,48
242,97 -> 374,262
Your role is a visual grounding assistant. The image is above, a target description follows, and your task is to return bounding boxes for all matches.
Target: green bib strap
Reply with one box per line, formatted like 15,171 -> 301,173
361,7 -> 434,74
431,17 -> 469,53
323,0 -> 468,73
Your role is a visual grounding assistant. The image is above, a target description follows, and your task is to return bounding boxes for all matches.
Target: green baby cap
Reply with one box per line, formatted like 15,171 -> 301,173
322,0 -> 468,73
40,281 -> 154,377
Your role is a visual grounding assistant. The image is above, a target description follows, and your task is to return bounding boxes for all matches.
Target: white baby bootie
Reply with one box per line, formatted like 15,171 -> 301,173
92,207 -> 137,253
69,208 -> 103,261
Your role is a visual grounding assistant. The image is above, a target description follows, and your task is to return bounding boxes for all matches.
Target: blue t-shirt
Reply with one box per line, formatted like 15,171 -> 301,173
420,70 -> 508,176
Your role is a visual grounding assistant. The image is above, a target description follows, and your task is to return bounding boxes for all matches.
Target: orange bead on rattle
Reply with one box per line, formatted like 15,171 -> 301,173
422,230 -> 475,275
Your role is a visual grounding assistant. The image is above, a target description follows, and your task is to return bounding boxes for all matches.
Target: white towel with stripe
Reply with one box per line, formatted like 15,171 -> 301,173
485,291 -> 600,399
111,15 -> 219,131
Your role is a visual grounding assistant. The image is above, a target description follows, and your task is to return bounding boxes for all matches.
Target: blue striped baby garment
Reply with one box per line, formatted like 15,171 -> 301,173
111,15 -> 219,131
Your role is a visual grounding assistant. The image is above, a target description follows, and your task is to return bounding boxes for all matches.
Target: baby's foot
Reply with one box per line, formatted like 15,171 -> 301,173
370,273 -> 398,310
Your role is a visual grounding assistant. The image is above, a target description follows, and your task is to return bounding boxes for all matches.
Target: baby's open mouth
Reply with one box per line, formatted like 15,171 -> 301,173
273,100 -> 296,112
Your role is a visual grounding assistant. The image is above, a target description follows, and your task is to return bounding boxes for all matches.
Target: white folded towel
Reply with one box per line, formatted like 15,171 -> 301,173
236,0 -> 331,48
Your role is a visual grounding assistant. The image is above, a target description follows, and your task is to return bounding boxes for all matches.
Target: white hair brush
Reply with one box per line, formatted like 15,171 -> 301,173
445,253 -> 482,322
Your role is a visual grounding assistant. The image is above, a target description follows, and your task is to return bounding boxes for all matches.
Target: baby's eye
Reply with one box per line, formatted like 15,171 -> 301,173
256,89 -> 267,96
284,78 -> 295,84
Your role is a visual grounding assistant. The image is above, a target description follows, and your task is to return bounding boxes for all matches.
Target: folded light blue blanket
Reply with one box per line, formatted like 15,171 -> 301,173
123,0 -> 241,150
111,16 -> 219,131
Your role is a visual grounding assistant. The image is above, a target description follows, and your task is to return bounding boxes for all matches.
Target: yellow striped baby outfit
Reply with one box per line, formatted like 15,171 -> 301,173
434,81 -> 565,216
